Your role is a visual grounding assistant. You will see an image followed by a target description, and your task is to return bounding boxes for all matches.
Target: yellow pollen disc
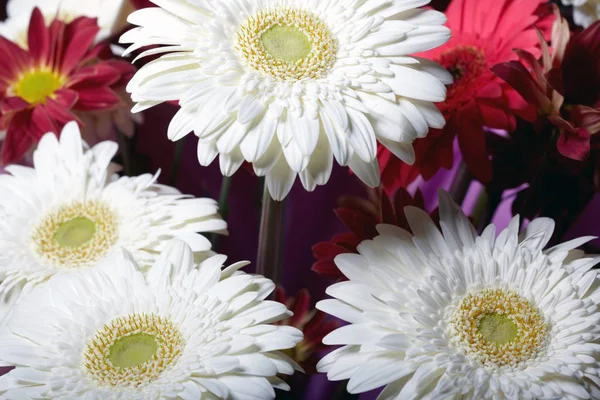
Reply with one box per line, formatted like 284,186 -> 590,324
84,314 -> 185,388
12,70 -> 64,105
447,288 -> 548,369
31,201 -> 119,269
236,7 -> 338,81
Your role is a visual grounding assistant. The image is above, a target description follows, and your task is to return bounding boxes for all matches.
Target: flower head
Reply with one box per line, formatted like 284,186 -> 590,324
121,0 -> 451,200
0,0 -> 128,47
0,122 -> 226,321
0,8 -> 135,164
274,286 -> 337,374
383,0 -> 553,183
317,190 -> 600,398
0,241 -> 303,399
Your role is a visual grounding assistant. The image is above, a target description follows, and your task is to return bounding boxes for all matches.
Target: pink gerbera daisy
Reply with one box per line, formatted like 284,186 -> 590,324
380,0 -> 553,184
422,0 -> 553,182
0,8 -> 134,164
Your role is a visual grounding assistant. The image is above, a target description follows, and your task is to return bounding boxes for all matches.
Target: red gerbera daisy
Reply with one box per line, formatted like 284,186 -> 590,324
312,188 -> 437,280
379,0 -> 553,185
274,286 -> 338,374
0,8 -> 135,164
494,14 -> 600,161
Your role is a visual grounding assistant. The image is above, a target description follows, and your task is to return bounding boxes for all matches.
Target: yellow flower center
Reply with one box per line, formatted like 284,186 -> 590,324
12,70 -> 64,105
31,201 -> 119,269
84,314 -> 185,388
447,288 -> 548,368
236,7 -> 337,81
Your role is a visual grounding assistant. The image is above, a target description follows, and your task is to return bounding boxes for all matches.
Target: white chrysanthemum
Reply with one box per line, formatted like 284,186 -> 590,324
317,190 -> 600,399
0,122 -> 226,321
561,0 -> 600,28
120,0 -> 452,200
0,0 -> 127,47
0,241 -> 303,399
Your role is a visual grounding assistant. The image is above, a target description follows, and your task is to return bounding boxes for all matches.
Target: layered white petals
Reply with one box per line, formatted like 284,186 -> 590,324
0,122 -> 227,323
0,241 -> 302,399
122,0 -> 451,199
317,190 -> 600,399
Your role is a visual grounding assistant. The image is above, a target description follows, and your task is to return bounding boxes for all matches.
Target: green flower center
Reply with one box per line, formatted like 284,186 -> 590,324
13,70 -> 63,105
447,288 -> 548,368
53,217 -> 97,248
261,25 -> 311,62
108,333 -> 159,368
236,7 -> 337,81
85,313 -> 185,388
32,201 -> 119,269
478,313 -> 518,345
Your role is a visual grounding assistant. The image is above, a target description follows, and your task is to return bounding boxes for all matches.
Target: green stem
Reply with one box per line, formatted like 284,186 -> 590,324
117,130 -> 133,176
210,176 -> 233,249
449,162 -> 472,207
169,139 -> 187,186
255,184 -> 286,283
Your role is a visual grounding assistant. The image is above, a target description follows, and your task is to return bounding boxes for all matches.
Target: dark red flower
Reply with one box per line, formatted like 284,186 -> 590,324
273,286 -> 337,374
493,13 -> 600,161
377,0 -> 553,185
312,188 -> 436,280
377,145 -> 421,195
0,8 -> 135,164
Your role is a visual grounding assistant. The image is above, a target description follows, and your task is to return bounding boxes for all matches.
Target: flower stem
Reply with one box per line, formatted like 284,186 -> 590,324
449,162 -> 472,206
210,176 -> 233,249
255,184 -> 286,283
117,129 -> 133,176
168,139 -> 186,186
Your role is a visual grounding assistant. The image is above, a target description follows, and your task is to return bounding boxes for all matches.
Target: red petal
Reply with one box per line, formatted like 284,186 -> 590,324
27,8 -> 50,65
0,97 -> 30,114
73,87 -> 121,111
53,88 -> 79,109
335,207 -> 379,240
492,61 -> 550,111
68,63 -> 122,88
43,100 -> 81,127
1,111 -> 35,165
59,17 -> 100,75
457,106 -> 493,183
557,129 -> 591,161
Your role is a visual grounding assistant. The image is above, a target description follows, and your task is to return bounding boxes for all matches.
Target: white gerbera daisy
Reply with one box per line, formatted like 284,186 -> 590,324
0,0 -> 128,47
0,240 -> 303,399
120,0 -> 452,200
0,122 -> 226,321
317,190 -> 600,399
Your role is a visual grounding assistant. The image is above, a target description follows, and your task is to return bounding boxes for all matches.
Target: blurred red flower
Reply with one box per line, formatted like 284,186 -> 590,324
312,188 -> 436,280
494,13 -> 600,161
274,286 -> 337,374
377,0 -> 553,185
377,145 -> 421,195
0,8 -> 134,164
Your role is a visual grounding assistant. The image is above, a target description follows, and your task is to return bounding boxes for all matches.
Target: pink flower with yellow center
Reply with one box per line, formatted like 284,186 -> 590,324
0,8 -> 134,164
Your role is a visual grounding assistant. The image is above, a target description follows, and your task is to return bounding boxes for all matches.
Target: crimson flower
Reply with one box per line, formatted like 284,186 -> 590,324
379,0 -> 553,184
0,8 -> 134,164
377,145 -> 421,195
274,286 -> 337,374
312,188 -> 436,280
494,13 -> 600,161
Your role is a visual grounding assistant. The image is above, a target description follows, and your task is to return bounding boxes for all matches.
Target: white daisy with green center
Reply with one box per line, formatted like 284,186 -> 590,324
0,122 -> 227,321
120,0 -> 452,200
317,190 -> 600,399
0,241 -> 303,399
0,0 -> 127,48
